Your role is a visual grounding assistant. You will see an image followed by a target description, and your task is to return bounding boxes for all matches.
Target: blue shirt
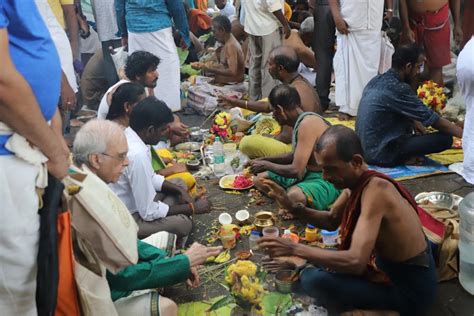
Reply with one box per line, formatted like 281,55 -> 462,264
0,0 -> 61,155
115,0 -> 190,46
355,69 -> 439,166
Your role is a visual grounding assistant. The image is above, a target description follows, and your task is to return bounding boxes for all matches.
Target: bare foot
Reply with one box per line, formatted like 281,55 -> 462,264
278,208 -> 295,220
338,112 -> 353,121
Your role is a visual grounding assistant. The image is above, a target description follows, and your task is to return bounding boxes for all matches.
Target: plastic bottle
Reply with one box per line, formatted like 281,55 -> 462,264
459,192 -> 474,294
305,224 -> 318,243
282,229 -> 299,243
212,136 -> 226,177
249,230 -> 260,250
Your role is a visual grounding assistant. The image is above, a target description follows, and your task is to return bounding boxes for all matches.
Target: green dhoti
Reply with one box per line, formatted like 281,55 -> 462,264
267,171 -> 341,210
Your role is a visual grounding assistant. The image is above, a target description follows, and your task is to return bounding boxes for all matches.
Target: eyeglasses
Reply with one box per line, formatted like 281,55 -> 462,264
99,152 -> 128,163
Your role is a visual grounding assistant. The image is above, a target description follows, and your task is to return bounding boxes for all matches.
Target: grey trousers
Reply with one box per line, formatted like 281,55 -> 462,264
313,3 -> 335,110
248,29 -> 282,100
132,179 -> 193,239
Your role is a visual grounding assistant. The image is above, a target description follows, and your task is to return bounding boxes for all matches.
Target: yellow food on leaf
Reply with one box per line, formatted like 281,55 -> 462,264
214,250 -> 231,263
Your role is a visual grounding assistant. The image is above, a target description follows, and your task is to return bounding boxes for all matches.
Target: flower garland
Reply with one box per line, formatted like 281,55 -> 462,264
417,80 -> 447,113
210,112 -> 233,141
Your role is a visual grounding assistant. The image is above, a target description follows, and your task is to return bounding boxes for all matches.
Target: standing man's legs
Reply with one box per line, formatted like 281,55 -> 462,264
101,39 -> 121,87
248,35 -> 263,101
0,156 -> 41,315
313,2 -> 336,111
260,29 -> 282,99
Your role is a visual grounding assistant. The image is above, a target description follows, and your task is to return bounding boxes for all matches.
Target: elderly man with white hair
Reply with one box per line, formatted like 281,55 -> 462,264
73,119 -> 222,316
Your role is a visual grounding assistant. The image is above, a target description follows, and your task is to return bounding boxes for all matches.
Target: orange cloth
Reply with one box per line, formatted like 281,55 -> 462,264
188,9 -> 212,35
55,211 -> 81,316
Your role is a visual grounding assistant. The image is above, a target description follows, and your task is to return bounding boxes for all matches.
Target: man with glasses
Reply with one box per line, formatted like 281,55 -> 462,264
108,97 -> 211,241
355,44 -> 463,167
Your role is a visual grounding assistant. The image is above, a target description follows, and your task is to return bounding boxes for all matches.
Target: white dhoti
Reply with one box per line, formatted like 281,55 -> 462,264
457,37 -> 474,184
334,0 -> 384,117
0,155 -> 41,315
128,28 -> 181,112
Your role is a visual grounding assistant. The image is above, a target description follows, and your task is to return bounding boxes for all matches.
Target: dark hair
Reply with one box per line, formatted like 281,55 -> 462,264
272,46 -> 300,73
268,84 -> 300,110
129,97 -> 174,132
391,44 -> 424,70
212,15 -> 232,33
106,83 -> 145,120
316,125 -> 364,162
125,51 -> 160,80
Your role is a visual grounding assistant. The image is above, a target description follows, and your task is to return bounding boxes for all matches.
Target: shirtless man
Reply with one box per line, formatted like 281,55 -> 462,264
259,126 -> 437,315
219,46 -> 322,157
220,46 -> 321,114
400,0 -> 463,85
248,84 -> 340,217
283,17 -> 317,69
191,15 -> 244,84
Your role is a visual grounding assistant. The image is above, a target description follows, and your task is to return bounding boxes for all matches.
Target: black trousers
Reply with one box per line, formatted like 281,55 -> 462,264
101,39 -> 122,87
313,2 -> 335,111
394,132 -> 453,165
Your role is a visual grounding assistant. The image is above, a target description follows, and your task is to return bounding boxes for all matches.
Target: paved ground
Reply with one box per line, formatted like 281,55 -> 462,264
68,110 -> 474,315
173,111 -> 474,315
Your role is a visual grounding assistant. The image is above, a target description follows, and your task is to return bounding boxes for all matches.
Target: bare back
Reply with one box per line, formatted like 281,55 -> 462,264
294,114 -> 329,172
292,76 -> 322,114
215,35 -> 245,83
363,178 -> 427,262
408,0 -> 448,13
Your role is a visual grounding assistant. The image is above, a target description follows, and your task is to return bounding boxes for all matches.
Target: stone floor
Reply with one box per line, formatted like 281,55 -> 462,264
173,111 -> 474,315
68,109 -> 474,315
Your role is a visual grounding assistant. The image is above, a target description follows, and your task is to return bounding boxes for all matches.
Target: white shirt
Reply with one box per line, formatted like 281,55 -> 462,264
241,0 -> 284,36
109,127 -> 168,220
219,2 -> 236,18
97,79 -> 130,119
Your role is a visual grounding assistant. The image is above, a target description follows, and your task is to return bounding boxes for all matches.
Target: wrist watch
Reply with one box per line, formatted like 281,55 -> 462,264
386,8 -> 394,12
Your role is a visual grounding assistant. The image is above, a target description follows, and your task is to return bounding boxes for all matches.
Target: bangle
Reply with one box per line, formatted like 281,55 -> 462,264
386,8 -> 393,12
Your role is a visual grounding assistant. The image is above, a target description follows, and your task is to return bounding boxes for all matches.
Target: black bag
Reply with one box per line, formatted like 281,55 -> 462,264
36,175 -> 64,316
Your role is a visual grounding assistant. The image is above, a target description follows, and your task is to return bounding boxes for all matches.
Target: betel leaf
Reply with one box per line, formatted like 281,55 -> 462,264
207,295 -> 235,312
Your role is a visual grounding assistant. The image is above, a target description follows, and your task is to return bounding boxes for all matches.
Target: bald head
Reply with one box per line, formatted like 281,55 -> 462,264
73,119 -> 126,167
316,125 -> 364,162
270,46 -> 300,73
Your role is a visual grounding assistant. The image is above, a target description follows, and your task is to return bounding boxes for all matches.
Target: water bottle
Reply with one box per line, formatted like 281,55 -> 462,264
248,230 -> 260,250
212,136 -> 226,177
459,192 -> 474,295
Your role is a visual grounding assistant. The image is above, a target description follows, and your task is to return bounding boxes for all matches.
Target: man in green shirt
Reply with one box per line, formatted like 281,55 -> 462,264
73,119 -> 221,314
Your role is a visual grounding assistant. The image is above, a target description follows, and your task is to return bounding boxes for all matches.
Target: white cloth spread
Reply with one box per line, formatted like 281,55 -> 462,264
109,127 -> 169,220
457,37 -> 474,184
334,0 -> 383,117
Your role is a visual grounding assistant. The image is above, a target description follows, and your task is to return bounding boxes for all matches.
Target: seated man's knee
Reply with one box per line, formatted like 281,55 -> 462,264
177,215 -> 193,237
159,296 -> 178,316
287,186 -> 306,204
300,268 -> 336,300
440,133 -> 454,149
